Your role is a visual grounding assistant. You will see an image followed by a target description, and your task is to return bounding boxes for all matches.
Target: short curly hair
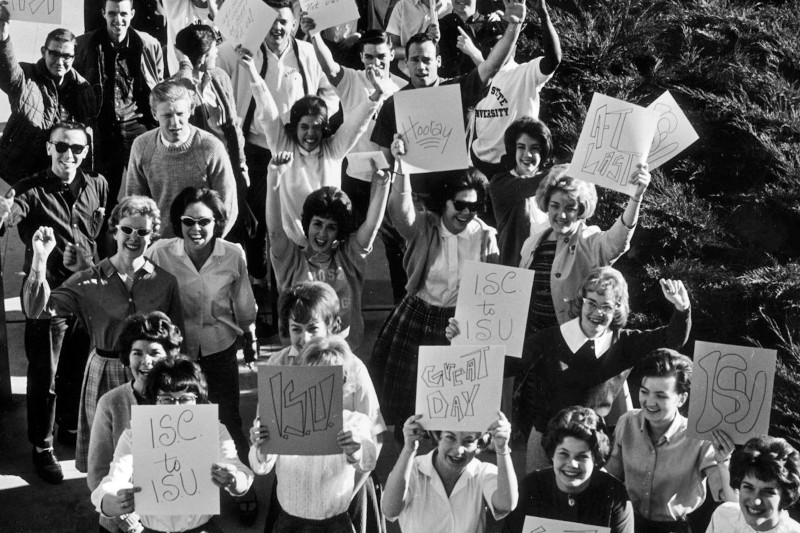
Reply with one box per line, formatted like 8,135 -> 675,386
535,165 -> 598,220
730,436 -> 800,510
118,312 -> 183,367
541,406 -> 611,467
278,282 -> 341,338
301,186 -> 357,241
109,195 -> 161,239
636,348 -> 693,395
144,356 -> 209,404
501,117 -> 553,171
169,187 -> 228,239
424,169 -> 489,215
568,266 -> 630,330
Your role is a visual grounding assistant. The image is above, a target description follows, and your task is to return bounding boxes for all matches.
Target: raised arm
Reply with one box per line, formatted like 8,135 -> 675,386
355,168 -> 392,249
488,412 -> 518,517
0,1 -> 24,97
476,1 -> 525,84
534,0 -> 562,76
327,65 -> 389,158
706,430 -> 738,503
382,415 -> 424,519
22,226 -> 56,318
237,46 -> 290,150
301,15 -> 345,86
621,163 -> 650,228
386,135 -> 417,238
265,152 -> 293,259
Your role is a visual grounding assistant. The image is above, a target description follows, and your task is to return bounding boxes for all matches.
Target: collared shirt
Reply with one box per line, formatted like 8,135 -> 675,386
386,0 -> 453,46
605,409 -> 719,522
560,317 -> 614,357
707,502 -> 800,533
22,257 -> 184,352
9,169 -> 107,286
159,131 -> 191,148
418,219 -> 483,307
390,450 -> 505,533
145,238 -> 257,358
92,424 -> 253,533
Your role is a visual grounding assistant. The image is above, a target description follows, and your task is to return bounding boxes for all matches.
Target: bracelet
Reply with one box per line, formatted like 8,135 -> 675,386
496,448 -> 512,456
630,197 -> 643,203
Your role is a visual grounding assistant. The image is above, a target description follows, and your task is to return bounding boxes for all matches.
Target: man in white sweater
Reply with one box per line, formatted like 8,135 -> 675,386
125,80 -> 237,238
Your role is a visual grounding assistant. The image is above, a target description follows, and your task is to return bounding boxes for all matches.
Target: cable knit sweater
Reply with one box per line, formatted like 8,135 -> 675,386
125,125 -> 237,237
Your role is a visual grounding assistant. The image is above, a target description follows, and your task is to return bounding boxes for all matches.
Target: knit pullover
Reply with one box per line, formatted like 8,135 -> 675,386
126,125 -> 237,237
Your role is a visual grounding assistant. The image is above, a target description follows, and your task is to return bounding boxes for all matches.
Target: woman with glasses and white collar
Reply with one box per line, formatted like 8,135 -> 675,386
145,187 -> 256,469
92,356 -> 253,533
514,266 -> 691,472
22,195 -> 184,473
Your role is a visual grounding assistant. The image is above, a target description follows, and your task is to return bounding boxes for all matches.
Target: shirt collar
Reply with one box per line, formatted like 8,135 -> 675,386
99,257 -> 155,277
160,132 -> 190,148
439,220 -> 472,241
637,409 -> 686,443
418,449 -> 480,479
560,318 -> 613,357
297,145 -> 321,157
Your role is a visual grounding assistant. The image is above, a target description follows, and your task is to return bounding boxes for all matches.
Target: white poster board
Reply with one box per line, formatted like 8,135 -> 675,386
415,345 -> 505,431
569,93 -> 659,196
451,261 -> 535,358
300,0 -> 360,36
522,515 -> 610,533
687,341 -> 776,445
131,405 -> 220,515
394,84 -> 470,173
6,0 -> 62,24
215,0 -> 278,52
646,91 -> 699,170
345,151 -> 390,181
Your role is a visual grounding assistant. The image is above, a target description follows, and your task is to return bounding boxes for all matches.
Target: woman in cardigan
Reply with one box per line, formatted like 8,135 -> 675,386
515,266 -> 691,471
87,312 -> 182,533
505,406 -> 633,533
370,133 -> 499,437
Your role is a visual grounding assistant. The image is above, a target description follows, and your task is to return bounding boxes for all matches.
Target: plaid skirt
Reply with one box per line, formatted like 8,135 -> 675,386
370,295 -> 454,426
75,350 -> 132,472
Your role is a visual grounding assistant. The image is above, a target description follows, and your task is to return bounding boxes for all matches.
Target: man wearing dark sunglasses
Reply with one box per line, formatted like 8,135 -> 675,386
0,1 -> 97,185
0,121 -> 107,484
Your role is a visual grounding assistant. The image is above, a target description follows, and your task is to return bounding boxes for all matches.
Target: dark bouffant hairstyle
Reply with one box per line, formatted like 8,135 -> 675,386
118,311 -> 183,367
169,186 -> 228,239
501,117 -> 553,171
425,169 -> 489,215
278,282 -> 341,338
636,348 -> 693,395
301,186 -> 357,241
542,406 -> 611,466
175,23 -> 216,65
145,357 -> 209,404
285,96 -> 332,144
730,436 -> 800,510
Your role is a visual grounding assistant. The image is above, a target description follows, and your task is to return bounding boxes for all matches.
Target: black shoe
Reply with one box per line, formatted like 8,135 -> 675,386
32,448 -> 63,484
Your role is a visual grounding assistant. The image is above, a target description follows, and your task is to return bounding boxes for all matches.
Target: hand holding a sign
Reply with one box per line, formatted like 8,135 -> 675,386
659,278 -> 690,312
101,486 -> 142,517
444,318 -> 461,342
235,45 -> 260,80
299,12 -> 316,36
711,429 -> 735,463
487,411 -> 512,454
402,414 -> 426,452
211,462 -> 248,495
621,163 -> 651,228
250,420 -> 271,462
337,429 -> 363,464
0,1 -> 9,40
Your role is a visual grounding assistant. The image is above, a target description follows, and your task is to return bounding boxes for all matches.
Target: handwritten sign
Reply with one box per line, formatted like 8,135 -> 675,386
646,91 -> 699,170
300,0 -> 360,36
415,345 -> 504,431
687,341 -> 777,445
394,84 -> 470,173
216,0 -> 278,52
6,0 -> 61,24
569,93 -> 659,196
131,405 -> 219,515
345,151 -> 390,181
451,261 -> 535,358
522,516 -> 610,533
258,365 -> 344,455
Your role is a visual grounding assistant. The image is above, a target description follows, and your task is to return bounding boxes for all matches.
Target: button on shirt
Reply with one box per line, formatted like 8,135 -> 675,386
146,238 -> 257,358
418,219 -> 483,307
390,450 -> 504,533
605,409 -> 719,522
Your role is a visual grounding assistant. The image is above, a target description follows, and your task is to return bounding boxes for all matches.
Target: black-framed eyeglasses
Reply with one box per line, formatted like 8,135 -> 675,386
117,225 -> 153,237
581,297 -> 617,315
45,49 -> 75,61
452,200 -> 481,213
156,394 -> 198,405
48,141 -> 87,155
180,216 -> 214,227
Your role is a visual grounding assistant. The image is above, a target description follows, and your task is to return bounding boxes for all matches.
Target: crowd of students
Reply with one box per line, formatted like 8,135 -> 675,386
1,0 -> 798,532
